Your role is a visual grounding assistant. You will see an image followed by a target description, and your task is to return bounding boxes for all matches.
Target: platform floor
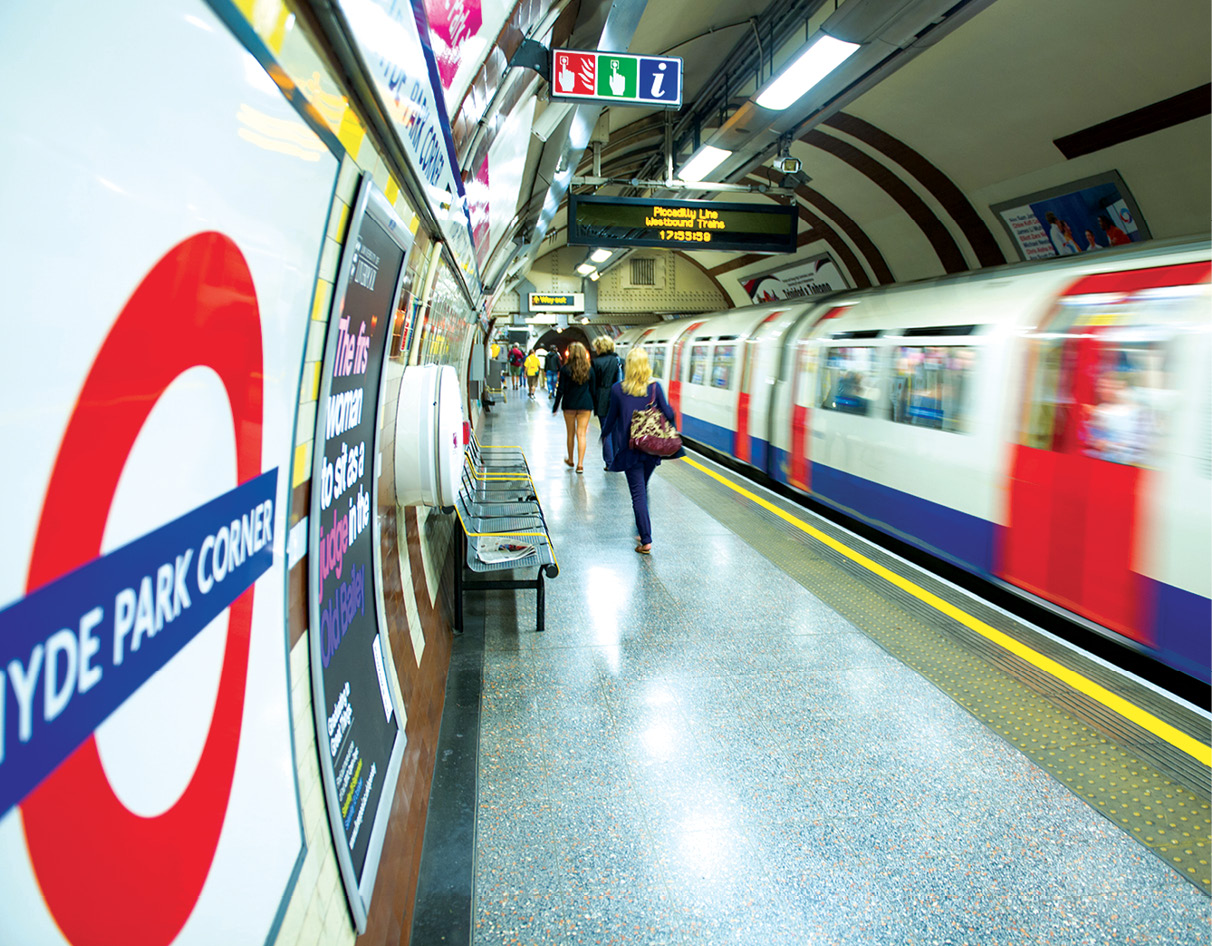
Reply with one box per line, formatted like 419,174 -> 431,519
417,387 -> 1210,946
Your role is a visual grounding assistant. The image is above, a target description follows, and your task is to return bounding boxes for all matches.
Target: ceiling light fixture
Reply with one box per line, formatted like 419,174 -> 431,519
589,248 -> 613,263
588,271 -> 601,281
755,34 -> 860,111
576,262 -> 596,276
678,145 -> 732,183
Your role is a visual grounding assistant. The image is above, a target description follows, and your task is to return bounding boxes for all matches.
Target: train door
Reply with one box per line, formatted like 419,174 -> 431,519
1000,261 -> 1211,644
781,306 -> 849,490
667,321 -> 705,429
786,339 -> 816,491
735,311 -> 786,465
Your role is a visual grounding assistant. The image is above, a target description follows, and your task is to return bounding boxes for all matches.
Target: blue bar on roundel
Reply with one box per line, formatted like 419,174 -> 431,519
0,469 -> 278,817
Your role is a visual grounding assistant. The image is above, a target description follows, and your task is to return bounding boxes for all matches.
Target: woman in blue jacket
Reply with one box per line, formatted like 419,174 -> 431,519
600,347 -> 684,554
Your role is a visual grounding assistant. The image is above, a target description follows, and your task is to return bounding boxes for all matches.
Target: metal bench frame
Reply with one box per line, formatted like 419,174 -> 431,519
453,439 -> 558,633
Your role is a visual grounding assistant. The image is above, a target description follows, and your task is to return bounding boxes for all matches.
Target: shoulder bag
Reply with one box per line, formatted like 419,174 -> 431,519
628,388 -> 682,457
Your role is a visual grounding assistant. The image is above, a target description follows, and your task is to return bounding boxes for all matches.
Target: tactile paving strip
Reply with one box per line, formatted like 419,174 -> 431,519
664,458 -> 1212,894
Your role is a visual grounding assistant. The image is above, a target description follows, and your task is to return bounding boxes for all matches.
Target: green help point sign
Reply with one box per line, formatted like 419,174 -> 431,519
596,56 -> 637,99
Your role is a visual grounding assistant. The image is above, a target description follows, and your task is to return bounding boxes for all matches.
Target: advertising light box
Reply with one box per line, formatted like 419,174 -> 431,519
0,1 -> 337,942
309,174 -> 410,933
568,194 -> 798,254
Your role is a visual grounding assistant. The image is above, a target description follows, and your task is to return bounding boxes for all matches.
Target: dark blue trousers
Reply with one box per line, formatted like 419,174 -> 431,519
624,456 -> 660,545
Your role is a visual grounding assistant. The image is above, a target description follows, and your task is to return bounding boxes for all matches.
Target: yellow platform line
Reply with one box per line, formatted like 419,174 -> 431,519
680,456 -> 1212,768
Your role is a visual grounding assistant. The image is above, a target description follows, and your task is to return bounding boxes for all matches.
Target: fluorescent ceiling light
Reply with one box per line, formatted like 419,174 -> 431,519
576,262 -> 596,276
589,248 -> 613,263
589,271 -> 601,281
678,145 -> 731,183
755,34 -> 860,111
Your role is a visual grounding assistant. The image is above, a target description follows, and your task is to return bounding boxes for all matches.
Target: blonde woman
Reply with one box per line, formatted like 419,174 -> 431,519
551,341 -> 596,472
600,347 -> 684,553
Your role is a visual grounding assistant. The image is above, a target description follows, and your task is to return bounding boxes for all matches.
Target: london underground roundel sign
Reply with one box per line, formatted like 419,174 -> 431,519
12,234 -> 267,945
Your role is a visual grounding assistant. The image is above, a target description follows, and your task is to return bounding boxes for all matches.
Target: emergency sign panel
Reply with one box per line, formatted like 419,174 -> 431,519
550,48 -> 682,108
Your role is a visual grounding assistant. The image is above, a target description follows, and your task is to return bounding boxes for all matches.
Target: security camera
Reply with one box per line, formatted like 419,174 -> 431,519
772,155 -> 802,174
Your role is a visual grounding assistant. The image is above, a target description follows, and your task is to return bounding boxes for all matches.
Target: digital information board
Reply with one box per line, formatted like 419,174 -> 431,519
568,194 -> 798,253
309,174 -> 411,933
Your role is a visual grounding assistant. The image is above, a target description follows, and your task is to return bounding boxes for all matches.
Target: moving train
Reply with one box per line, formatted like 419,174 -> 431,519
616,238 -> 1211,684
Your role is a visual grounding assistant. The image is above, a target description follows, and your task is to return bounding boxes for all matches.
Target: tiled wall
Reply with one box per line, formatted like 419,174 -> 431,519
220,3 -> 483,945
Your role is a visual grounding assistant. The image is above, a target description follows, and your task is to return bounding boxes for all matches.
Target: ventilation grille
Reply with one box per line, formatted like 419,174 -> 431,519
630,258 -> 656,286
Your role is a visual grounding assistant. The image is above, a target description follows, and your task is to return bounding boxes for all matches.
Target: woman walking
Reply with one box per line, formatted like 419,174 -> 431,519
552,341 -> 596,473
590,336 -> 623,468
600,347 -> 684,553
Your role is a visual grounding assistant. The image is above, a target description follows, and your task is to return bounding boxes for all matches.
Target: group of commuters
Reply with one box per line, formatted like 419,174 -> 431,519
496,340 -> 563,399
490,332 -> 682,553
550,338 -> 682,554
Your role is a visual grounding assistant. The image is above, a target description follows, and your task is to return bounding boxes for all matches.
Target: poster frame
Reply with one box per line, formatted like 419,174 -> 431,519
307,172 -> 411,933
990,170 -> 1151,262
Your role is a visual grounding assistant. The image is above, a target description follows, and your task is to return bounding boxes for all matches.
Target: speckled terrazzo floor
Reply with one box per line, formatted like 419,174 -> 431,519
467,389 -> 1210,946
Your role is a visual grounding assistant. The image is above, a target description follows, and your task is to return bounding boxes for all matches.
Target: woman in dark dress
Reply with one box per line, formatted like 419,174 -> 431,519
600,347 -> 684,553
551,341 -> 596,472
590,335 -> 623,468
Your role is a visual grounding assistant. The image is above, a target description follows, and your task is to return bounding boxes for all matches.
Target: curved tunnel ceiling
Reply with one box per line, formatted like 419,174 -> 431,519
441,0 -> 1210,305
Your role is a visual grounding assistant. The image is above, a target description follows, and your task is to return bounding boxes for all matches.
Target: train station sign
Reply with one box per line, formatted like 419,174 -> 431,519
568,194 -> 798,254
528,292 -> 584,311
551,49 -> 682,108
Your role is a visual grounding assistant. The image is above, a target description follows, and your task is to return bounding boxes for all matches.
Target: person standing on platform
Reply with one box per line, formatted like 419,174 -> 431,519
600,347 -> 684,554
508,343 -> 524,390
524,348 -> 541,399
544,347 -> 561,397
552,341 -> 595,473
590,336 -> 623,468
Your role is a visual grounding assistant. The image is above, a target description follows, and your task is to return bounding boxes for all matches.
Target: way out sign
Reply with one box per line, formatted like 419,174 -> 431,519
550,49 -> 681,108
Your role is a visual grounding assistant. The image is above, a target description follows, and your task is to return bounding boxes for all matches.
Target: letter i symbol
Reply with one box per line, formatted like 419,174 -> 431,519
651,62 -> 666,98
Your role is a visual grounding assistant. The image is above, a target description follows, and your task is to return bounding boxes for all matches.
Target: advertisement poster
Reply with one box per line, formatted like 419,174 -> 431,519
0,1 -> 336,943
993,171 -> 1150,261
421,0 -> 514,116
337,0 -> 481,295
309,175 -> 409,931
742,253 -> 850,303
463,95 -> 536,270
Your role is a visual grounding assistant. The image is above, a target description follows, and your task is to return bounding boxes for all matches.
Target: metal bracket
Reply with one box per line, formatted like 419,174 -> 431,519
509,38 -> 550,84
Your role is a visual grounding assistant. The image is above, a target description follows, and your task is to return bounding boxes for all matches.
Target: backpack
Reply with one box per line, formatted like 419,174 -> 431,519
509,348 -> 523,367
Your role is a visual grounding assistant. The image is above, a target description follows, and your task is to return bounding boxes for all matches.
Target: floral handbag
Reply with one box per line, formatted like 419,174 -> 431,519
628,395 -> 682,457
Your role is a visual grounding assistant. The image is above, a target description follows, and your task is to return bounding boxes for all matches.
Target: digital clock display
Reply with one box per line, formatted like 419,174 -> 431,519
568,194 -> 798,254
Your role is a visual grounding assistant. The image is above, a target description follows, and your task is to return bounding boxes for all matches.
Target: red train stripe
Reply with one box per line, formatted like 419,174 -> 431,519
1063,261 -> 1211,296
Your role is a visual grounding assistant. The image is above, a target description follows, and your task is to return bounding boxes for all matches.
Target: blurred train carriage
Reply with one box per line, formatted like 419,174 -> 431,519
618,238 -> 1212,683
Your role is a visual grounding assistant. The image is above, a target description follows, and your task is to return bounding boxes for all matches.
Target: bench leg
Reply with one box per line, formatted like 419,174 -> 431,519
454,523 -> 465,632
535,570 -> 545,633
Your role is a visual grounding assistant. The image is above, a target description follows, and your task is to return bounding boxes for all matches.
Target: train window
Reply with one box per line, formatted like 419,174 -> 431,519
901,325 -> 976,337
1078,340 -> 1170,467
648,344 -> 666,378
818,346 -> 878,415
792,343 -> 816,408
1021,336 -> 1070,450
711,345 -> 736,388
688,344 -> 710,385
890,346 -> 976,432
